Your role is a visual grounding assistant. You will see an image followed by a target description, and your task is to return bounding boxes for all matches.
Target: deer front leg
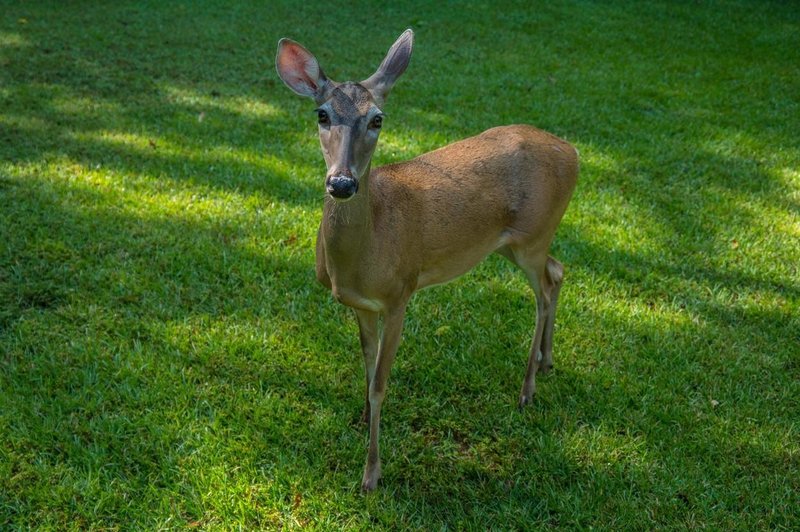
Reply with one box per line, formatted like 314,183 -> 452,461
362,304 -> 407,492
354,309 -> 379,423
519,291 -> 548,408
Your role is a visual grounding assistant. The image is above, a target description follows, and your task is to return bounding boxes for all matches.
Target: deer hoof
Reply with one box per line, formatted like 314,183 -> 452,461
361,463 -> 382,492
361,477 -> 379,492
518,393 -> 535,410
539,362 -> 553,374
519,379 -> 536,409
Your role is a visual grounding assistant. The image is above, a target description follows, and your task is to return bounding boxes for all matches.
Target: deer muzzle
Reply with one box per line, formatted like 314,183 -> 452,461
325,175 -> 358,200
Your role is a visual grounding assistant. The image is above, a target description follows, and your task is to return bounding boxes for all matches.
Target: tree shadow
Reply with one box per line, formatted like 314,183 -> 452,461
0,167 -> 357,520
360,255 -> 797,525
1,0 -> 798,527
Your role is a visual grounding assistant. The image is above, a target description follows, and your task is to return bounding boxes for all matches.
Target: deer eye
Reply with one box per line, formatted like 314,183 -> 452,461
316,109 -> 330,125
369,115 -> 383,129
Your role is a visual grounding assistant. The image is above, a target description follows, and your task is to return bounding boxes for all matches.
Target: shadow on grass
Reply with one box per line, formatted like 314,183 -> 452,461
0,170 -> 354,519
374,258 -> 797,525
1,0 -> 798,527
1,84 -> 321,207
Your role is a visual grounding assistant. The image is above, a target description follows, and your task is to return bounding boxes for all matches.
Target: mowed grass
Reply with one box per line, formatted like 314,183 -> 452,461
1,0 -> 798,528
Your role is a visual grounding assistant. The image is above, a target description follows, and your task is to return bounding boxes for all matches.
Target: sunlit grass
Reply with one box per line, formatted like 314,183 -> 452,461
162,85 -> 283,120
1,0 -> 799,529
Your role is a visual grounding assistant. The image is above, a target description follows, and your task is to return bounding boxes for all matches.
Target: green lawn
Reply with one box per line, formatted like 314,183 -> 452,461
1,0 -> 798,528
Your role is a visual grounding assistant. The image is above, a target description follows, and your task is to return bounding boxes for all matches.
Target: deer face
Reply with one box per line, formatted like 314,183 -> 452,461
315,83 -> 384,201
276,30 -> 413,201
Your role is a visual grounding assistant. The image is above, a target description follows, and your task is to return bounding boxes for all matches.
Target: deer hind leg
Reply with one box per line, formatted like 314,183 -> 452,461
539,256 -> 564,374
502,247 -> 558,408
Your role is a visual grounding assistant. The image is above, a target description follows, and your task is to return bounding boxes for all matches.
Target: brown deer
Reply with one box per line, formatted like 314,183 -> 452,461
276,29 -> 578,491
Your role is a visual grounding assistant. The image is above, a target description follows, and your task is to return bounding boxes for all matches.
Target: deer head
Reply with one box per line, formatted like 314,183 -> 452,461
276,30 -> 414,201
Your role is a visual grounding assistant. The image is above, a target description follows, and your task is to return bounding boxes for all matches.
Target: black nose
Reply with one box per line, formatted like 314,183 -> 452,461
326,175 -> 358,199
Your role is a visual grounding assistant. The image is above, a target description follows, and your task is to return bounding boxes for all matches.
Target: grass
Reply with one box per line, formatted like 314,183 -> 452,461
1,0 -> 798,528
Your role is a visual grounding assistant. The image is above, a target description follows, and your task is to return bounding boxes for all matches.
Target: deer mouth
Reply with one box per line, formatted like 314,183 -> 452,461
325,175 -> 359,200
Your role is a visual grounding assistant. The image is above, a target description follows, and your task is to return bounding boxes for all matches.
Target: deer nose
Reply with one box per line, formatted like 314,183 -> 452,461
325,175 -> 358,199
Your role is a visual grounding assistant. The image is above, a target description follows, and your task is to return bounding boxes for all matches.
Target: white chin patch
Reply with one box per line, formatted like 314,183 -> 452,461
329,193 -> 355,203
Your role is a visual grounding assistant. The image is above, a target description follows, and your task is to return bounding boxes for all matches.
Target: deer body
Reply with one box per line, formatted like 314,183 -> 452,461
318,125 -> 577,305
276,31 -> 578,491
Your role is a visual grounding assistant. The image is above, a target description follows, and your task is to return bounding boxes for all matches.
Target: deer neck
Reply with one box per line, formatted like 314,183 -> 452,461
320,168 -> 373,264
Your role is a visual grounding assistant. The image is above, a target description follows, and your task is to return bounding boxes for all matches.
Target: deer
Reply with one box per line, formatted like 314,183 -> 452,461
275,29 -> 578,491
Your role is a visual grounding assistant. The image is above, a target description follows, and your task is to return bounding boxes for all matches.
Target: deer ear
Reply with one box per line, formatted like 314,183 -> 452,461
361,29 -> 413,104
276,38 -> 332,103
